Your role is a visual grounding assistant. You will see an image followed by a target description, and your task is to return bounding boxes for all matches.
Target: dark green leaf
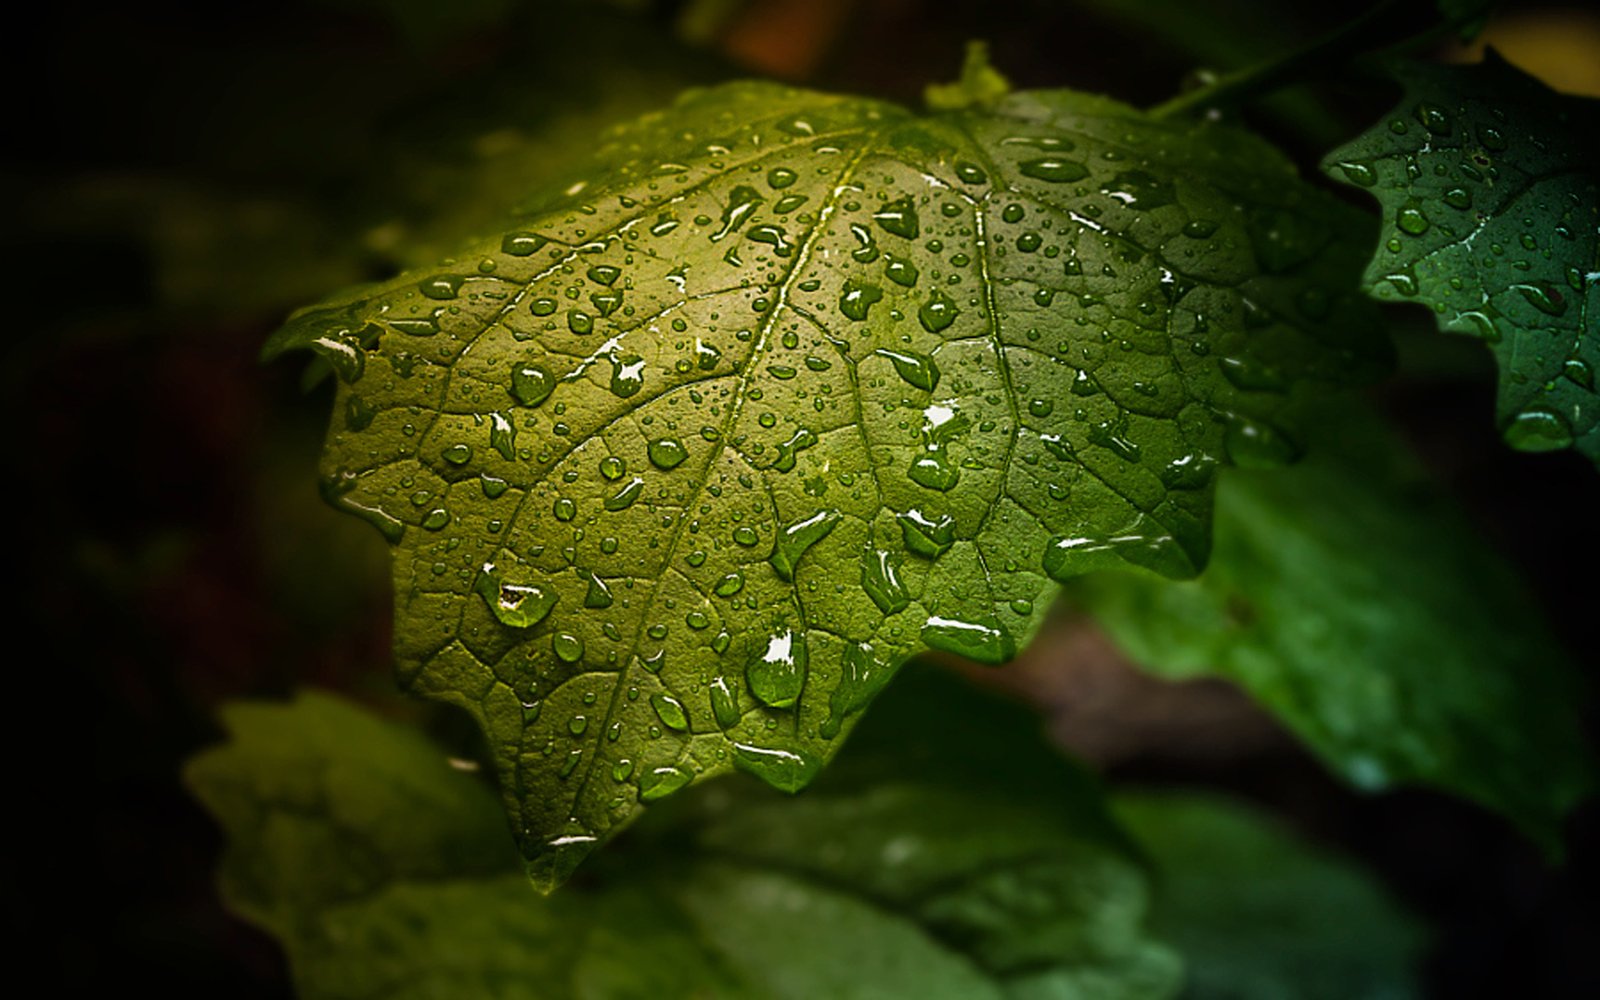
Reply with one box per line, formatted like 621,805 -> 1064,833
269,79 -> 1383,883
186,670 -> 1181,999
1323,55 -> 1599,463
1068,402 -> 1591,848
1115,792 -> 1426,1000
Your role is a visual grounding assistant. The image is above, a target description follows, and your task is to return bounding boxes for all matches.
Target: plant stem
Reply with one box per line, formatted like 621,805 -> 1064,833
1149,0 -> 1409,120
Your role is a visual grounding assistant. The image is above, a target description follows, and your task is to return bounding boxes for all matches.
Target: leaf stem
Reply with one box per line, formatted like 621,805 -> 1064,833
1149,0 -> 1410,120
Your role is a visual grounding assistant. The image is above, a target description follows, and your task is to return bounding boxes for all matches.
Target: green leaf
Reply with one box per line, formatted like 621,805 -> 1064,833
268,79 -> 1383,884
1115,792 -> 1426,1000
1067,402 -> 1592,849
186,670 -> 1181,999
1323,55 -> 1599,464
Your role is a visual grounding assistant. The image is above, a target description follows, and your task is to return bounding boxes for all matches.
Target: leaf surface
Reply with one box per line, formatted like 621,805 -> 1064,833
1115,792 -> 1426,1000
1323,55 -> 1599,463
186,670 -> 1181,999
268,80 -> 1382,883
1068,402 -> 1592,848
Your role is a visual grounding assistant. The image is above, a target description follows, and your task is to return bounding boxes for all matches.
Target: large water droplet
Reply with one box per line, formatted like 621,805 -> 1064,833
638,765 -> 692,802
553,633 -> 585,663
921,614 -> 1014,665
861,548 -> 909,614
839,278 -> 883,321
710,676 -> 741,729
648,436 -> 688,469
820,642 -> 891,739
747,629 -> 807,708
918,290 -> 958,333
604,477 -> 645,511
873,196 -> 920,239
1019,158 -> 1089,183
732,742 -> 820,792
772,427 -> 818,473
769,510 -> 841,580
474,564 -> 557,628
897,508 -> 955,558
501,231 -> 548,256
650,693 -> 690,731
876,348 -> 940,391
1504,406 -> 1574,451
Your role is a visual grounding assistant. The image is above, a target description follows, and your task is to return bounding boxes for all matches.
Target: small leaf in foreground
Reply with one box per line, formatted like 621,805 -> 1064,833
1323,54 -> 1599,464
1068,402 -> 1592,849
1115,792 -> 1426,1000
268,78 -> 1383,883
185,669 -> 1181,999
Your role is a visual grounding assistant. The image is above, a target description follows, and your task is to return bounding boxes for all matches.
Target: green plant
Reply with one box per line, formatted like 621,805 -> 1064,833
190,3 -> 1594,996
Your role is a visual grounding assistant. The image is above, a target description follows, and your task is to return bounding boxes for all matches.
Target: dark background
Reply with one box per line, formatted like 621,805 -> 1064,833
7,1 -> 1596,994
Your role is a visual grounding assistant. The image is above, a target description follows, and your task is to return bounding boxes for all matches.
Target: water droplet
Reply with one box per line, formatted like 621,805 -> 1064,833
1504,407 -> 1574,451
710,677 -> 741,729
839,278 -> 883,321
1182,219 -> 1219,238
1514,281 -> 1567,316
767,167 -> 797,189
604,477 -> 645,511
554,498 -> 577,521
1334,161 -> 1377,187
1101,169 -> 1174,210
884,255 -> 919,287
586,264 -> 621,286
599,456 -> 626,481
732,742 -> 820,792
1223,415 -> 1300,467
530,297 -> 558,317
1396,203 -> 1430,235
921,614 -> 1014,665
876,348 -> 940,391
489,412 -> 516,460
873,195 -> 920,239
442,443 -> 473,465
474,564 -> 557,628
1413,102 -> 1452,134
638,765 -> 692,802
713,185 -> 764,241
648,437 -> 688,470
568,716 -> 588,736
897,508 -> 955,558
861,548 -> 909,614
650,693 -> 690,731
1562,359 -> 1593,390
1443,187 -> 1472,209
747,629 -> 807,708
772,428 -> 818,473
954,161 -> 988,184
553,633 -> 585,663
419,275 -> 462,300
918,290 -> 958,333
609,353 -> 646,396
583,572 -> 613,608
714,571 -> 745,597
1019,158 -> 1089,183
769,510 -> 841,580
501,231 -> 547,256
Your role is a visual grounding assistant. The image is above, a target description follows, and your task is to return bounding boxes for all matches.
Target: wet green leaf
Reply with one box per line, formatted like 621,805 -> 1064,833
1323,55 -> 1599,464
186,671 -> 1181,999
1115,792 -> 1426,1000
269,80 -> 1382,884
1070,403 -> 1592,849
